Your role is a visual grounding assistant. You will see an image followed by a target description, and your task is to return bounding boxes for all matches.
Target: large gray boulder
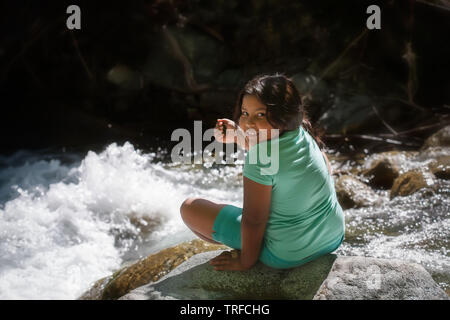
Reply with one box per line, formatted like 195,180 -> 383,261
313,256 -> 448,300
119,250 -> 448,300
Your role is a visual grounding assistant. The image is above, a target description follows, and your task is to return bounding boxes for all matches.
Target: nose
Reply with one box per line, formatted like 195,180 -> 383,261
245,117 -> 256,127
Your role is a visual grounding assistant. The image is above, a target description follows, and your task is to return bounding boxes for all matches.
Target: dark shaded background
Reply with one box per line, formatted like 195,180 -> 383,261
1,0 -> 449,156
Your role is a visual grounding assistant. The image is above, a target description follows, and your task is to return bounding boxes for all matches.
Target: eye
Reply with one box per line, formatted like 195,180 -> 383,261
241,111 -> 248,116
257,112 -> 265,117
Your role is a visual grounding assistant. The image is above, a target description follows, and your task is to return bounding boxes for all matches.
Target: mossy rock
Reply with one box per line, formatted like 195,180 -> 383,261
78,239 -> 228,300
390,169 -> 437,200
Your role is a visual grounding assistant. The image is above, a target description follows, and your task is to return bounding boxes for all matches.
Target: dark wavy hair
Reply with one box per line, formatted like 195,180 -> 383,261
232,73 -> 326,150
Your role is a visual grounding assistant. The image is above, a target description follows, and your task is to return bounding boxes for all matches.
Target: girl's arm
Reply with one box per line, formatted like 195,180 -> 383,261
240,176 -> 272,269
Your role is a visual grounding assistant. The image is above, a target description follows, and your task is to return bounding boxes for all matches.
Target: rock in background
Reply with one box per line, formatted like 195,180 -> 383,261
335,174 -> 383,209
333,125 -> 450,206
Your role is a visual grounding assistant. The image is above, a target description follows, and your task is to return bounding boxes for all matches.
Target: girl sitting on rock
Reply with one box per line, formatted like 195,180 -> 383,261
180,73 -> 345,271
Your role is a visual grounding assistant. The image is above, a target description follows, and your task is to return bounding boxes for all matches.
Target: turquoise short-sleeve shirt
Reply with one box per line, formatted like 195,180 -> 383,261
243,125 -> 345,262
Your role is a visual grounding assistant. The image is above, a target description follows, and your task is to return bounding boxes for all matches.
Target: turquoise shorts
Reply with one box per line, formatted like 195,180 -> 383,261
211,204 -> 344,269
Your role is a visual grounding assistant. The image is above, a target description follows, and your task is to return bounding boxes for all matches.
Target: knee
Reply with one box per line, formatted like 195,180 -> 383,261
180,197 -> 199,222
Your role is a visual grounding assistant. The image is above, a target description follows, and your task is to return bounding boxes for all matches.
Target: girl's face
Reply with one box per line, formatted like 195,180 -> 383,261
239,94 -> 280,144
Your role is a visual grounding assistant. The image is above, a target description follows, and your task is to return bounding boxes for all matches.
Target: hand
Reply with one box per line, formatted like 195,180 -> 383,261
214,118 -> 238,144
209,250 -> 248,271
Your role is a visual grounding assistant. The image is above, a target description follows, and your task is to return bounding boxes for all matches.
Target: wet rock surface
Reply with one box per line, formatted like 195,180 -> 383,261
421,125 -> 450,151
428,155 -> 450,180
334,126 -> 450,205
362,157 -> 401,189
390,169 -> 438,199
335,175 -> 383,209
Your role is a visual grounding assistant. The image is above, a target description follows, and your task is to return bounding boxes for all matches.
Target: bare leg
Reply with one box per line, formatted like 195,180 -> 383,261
191,229 -> 222,245
180,197 -> 227,244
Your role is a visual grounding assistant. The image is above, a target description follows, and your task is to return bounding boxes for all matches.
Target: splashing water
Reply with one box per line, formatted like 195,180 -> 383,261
0,142 -> 242,299
0,142 -> 448,299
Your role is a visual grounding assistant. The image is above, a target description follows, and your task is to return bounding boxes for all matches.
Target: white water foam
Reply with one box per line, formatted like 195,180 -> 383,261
0,142 -> 242,299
